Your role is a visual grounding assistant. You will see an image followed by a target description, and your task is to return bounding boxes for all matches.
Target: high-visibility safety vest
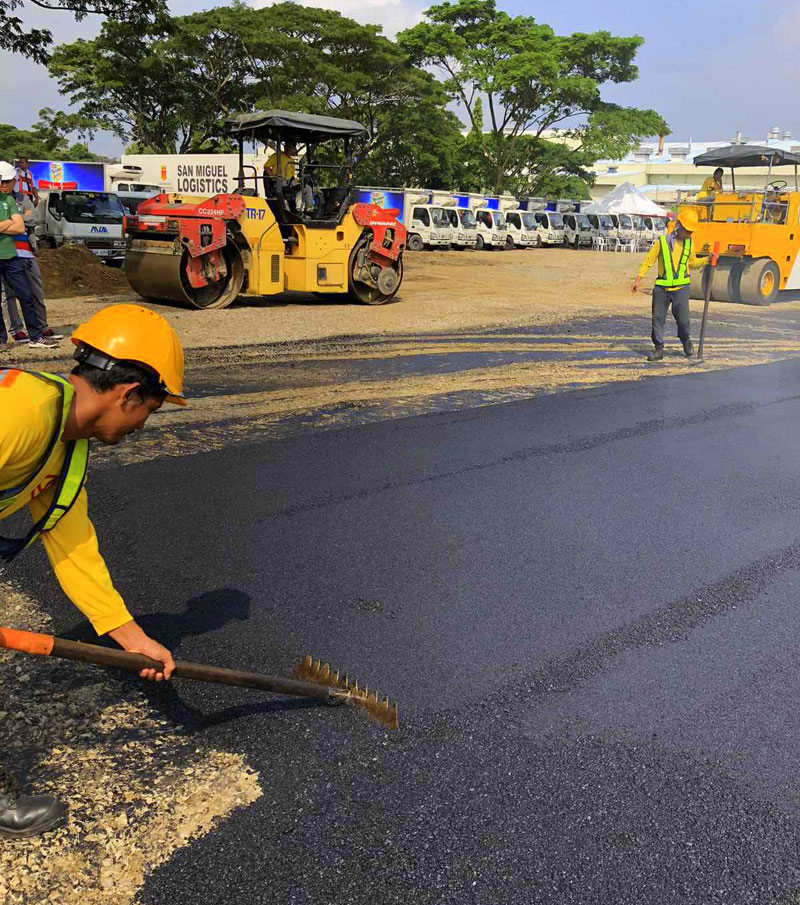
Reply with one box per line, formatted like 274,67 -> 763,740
654,235 -> 692,289
0,371 -> 89,568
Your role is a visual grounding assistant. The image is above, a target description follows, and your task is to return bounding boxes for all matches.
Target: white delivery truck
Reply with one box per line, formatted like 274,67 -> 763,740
585,213 -> 616,246
518,198 -> 566,246
405,190 -> 452,250
607,213 -> 638,247
639,214 -> 667,245
470,195 -> 517,250
445,207 -> 479,248
534,210 -> 566,245
33,190 -> 128,265
504,209 -> 541,248
355,187 -> 451,250
562,211 -> 593,248
105,163 -> 169,215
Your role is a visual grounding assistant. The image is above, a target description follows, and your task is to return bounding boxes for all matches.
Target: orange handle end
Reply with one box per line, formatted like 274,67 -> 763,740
711,240 -> 721,267
0,627 -> 54,656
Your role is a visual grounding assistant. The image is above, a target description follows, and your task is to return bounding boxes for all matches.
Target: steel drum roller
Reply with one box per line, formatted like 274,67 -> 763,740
126,242 -> 245,310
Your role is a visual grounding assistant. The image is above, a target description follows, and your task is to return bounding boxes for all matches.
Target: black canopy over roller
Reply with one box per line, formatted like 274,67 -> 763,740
692,144 -> 800,191
227,110 -> 369,145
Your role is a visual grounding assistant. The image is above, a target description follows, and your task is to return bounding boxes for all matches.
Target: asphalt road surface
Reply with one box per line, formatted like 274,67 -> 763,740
15,357 -> 800,903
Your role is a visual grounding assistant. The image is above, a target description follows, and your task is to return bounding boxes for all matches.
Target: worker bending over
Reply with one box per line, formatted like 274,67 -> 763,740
0,304 -> 184,837
631,209 -> 705,361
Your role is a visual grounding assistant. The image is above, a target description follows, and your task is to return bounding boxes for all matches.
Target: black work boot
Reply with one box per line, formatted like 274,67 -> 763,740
646,347 -> 664,362
0,765 -> 66,838
683,341 -> 695,358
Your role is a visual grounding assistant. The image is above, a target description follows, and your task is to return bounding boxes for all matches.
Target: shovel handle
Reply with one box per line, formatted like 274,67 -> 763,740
0,627 -> 335,701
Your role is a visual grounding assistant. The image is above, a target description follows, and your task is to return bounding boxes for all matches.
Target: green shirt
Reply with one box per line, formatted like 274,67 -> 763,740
0,194 -> 20,260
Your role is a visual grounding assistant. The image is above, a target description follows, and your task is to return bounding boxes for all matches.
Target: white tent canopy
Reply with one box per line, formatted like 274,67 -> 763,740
583,181 -> 669,217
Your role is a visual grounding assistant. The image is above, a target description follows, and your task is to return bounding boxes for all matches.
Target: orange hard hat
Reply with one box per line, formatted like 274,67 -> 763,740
71,304 -> 186,405
676,209 -> 699,232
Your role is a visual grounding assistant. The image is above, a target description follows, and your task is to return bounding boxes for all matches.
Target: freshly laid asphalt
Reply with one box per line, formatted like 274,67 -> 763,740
14,356 -> 800,903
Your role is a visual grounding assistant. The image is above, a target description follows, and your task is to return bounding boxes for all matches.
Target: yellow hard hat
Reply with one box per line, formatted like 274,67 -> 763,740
677,209 -> 699,233
71,304 -> 186,406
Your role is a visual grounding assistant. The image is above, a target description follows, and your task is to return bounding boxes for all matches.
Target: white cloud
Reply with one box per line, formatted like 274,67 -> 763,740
251,0 -> 425,35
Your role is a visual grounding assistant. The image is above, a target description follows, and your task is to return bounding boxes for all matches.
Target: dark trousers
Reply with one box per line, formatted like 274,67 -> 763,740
0,256 -> 44,342
651,284 -> 691,350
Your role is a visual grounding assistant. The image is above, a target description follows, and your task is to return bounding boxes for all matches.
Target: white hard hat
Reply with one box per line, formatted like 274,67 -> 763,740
0,161 -> 16,181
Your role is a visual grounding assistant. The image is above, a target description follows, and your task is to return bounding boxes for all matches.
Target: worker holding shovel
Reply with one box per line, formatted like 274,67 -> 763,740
631,209 -> 706,361
0,304 -> 185,837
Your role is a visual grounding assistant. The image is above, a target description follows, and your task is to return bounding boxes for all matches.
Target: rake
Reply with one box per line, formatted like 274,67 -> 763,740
0,627 -> 399,730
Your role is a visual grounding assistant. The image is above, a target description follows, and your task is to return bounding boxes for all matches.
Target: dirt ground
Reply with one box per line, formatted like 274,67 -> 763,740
38,246 -> 130,298
34,247 -> 800,354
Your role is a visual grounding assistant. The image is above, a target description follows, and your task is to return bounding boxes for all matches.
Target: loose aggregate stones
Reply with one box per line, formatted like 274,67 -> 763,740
0,582 -> 261,905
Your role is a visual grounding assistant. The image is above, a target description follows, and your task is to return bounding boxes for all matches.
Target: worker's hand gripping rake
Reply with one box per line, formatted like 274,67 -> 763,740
294,655 -> 399,730
0,628 -> 399,731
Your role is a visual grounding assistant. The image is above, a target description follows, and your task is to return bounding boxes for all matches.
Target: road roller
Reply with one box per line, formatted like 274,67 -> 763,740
683,143 -> 800,305
124,110 -> 406,308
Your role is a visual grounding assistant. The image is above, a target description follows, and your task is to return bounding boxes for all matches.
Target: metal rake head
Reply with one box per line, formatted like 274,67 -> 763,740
293,654 -> 400,730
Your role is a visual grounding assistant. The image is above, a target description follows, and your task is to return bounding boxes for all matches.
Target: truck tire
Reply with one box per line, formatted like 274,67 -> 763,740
738,258 -> 780,305
407,234 -> 424,252
475,234 -> 485,250
506,235 -> 515,249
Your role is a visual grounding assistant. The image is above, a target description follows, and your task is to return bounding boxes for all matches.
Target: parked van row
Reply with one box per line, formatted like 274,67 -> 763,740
354,187 -> 669,252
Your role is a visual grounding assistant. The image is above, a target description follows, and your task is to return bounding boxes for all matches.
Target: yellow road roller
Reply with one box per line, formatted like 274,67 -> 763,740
682,144 -> 800,305
124,110 -> 406,308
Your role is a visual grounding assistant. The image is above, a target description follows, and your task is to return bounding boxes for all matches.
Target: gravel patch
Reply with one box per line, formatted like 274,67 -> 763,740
0,582 -> 261,905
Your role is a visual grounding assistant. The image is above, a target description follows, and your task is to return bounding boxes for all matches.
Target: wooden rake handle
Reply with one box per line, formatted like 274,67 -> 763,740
0,627 -> 336,701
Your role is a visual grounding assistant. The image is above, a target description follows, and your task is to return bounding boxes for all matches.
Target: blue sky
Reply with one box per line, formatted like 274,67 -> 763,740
1,0 -> 796,155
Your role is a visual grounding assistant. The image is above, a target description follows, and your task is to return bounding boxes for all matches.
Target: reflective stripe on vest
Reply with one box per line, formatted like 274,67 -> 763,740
0,371 -> 90,568
654,235 -> 691,288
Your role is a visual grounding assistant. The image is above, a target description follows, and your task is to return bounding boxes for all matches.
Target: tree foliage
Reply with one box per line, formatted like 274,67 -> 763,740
0,109 -> 102,162
48,2 -> 464,186
42,0 -> 667,195
398,0 -> 668,193
0,0 -> 165,63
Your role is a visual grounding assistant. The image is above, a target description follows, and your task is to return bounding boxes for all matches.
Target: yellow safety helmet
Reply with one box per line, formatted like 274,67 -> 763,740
71,304 -> 186,406
676,209 -> 699,233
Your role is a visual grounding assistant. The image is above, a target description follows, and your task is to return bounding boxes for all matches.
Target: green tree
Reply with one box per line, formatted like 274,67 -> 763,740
398,0 -> 668,194
0,0 -> 165,63
48,2 -> 464,185
0,110 -> 103,162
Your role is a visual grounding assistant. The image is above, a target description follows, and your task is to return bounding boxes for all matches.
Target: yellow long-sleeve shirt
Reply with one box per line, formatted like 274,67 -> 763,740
696,176 -> 722,200
0,370 -> 132,635
263,153 -> 296,180
637,236 -> 705,290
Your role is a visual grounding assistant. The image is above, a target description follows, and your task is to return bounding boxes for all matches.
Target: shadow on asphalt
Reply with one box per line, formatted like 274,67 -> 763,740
60,587 -> 333,730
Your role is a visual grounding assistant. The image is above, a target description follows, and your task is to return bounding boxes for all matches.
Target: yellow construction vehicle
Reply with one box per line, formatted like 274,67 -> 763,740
680,144 -> 800,305
124,111 -> 406,308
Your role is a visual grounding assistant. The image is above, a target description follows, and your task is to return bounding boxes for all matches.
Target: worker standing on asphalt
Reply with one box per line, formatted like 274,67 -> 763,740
0,304 -> 184,837
631,209 -> 706,361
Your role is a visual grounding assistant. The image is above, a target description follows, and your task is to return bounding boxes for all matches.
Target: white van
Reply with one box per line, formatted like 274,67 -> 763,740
407,203 -> 452,250
609,213 -> 639,246
35,190 -> 127,265
562,212 -> 592,248
532,210 -> 566,246
446,207 -> 478,248
585,213 -> 616,245
473,208 -> 508,249
640,215 -> 667,244
504,210 -> 540,248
